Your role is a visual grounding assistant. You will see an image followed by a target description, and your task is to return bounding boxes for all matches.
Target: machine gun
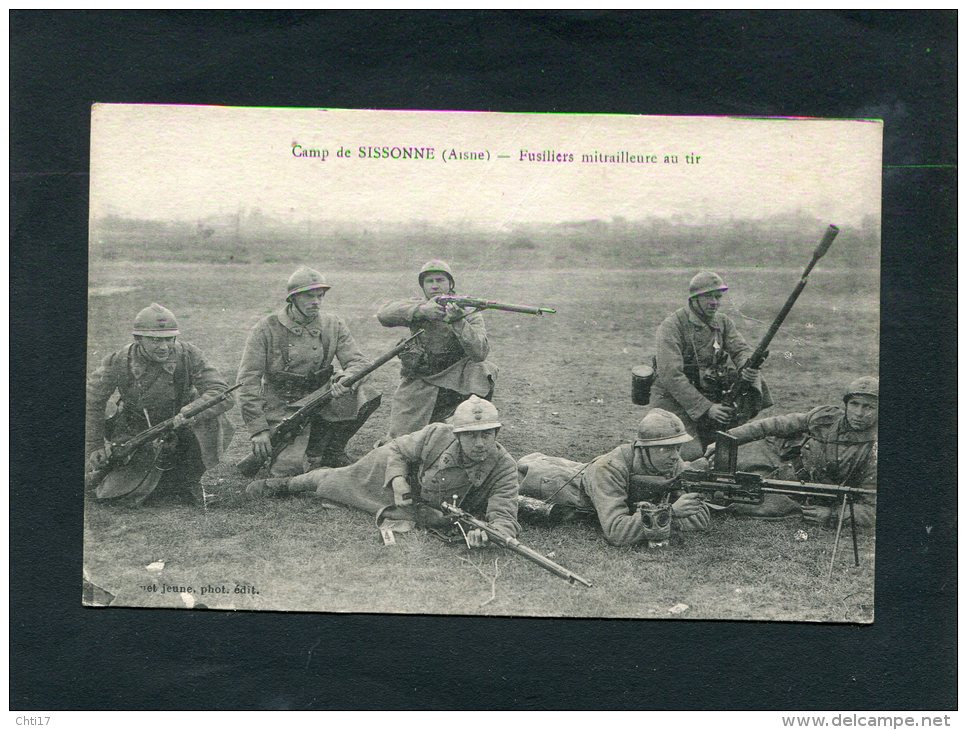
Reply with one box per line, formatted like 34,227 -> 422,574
237,332 -> 423,476
86,384 -> 241,489
434,294 -> 556,316
630,430 -> 875,578
717,224 -> 839,422
422,498 -> 592,588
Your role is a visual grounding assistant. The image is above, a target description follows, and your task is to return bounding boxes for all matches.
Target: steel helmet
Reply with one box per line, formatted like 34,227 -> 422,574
132,303 -> 180,337
634,408 -> 692,447
844,376 -> 879,404
451,395 -> 501,433
418,259 -> 455,289
286,266 -> 331,299
688,271 -> 729,298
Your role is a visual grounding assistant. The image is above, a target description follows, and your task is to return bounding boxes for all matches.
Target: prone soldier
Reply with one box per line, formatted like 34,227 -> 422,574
236,266 -> 382,475
376,259 -> 498,439
711,375 -> 878,526
649,271 -> 772,458
515,409 -> 710,547
85,303 -> 235,505
246,395 -> 519,548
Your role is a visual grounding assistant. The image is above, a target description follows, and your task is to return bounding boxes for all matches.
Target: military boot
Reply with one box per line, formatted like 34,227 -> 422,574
246,477 -> 291,499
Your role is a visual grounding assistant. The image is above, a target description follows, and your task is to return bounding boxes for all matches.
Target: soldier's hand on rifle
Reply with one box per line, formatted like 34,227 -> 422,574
707,403 -> 735,424
171,412 -> 189,429
740,366 -> 761,384
391,476 -> 413,506
330,375 -> 350,398
442,302 -> 465,323
418,299 -> 446,321
251,431 -> 272,460
671,493 -> 705,519
802,504 -> 832,526
466,528 -> 489,548
89,449 -> 109,470
704,443 -> 717,460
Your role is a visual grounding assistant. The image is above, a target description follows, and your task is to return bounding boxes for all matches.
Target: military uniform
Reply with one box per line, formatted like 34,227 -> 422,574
650,305 -> 772,451
728,404 -> 877,527
518,446 -> 710,546
284,421 -> 520,538
85,340 -> 234,503
237,304 -> 381,474
377,297 -> 498,439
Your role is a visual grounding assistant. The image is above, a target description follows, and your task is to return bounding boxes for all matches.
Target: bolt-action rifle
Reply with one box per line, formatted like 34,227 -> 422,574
717,224 -> 840,421
419,498 -> 592,588
630,430 -> 875,577
435,294 -> 556,316
237,332 -> 423,476
86,384 -> 242,489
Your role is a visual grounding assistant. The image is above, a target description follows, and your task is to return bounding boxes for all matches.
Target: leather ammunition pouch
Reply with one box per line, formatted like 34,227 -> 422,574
399,336 -> 464,377
267,365 -> 335,400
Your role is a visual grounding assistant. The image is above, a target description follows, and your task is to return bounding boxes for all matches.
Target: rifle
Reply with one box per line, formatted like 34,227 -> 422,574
86,384 -> 241,489
435,294 -> 556,316
630,430 -> 874,576
236,331 -> 423,476
425,498 -> 593,588
718,224 -> 839,417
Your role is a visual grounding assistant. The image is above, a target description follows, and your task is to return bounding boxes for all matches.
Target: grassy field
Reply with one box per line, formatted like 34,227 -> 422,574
84,255 -> 879,621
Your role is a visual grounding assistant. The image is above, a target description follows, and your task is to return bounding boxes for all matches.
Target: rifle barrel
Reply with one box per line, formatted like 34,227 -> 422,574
440,501 -> 592,588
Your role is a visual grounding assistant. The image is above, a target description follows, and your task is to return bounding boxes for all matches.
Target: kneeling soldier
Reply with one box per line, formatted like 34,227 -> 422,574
246,395 -> 520,547
516,409 -> 710,546
713,375 -> 878,527
237,266 -> 382,475
85,303 -> 235,505
377,259 -> 498,439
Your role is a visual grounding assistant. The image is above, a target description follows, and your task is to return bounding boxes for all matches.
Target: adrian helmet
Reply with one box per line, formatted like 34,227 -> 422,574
418,259 -> 455,290
451,395 -> 501,433
843,376 -> 879,404
634,408 -> 693,447
688,271 -> 729,298
286,266 -> 331,300
132,303 -> 180,337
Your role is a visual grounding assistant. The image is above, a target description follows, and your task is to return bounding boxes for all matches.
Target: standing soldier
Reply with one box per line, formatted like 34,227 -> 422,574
649,271 -> 772,457
377,259 -> 498,439
85,303 -> 235,505
237,266 -> 382,476
515,408 -> 710,546
245,395 -> 520,547
711,375 -> 878,526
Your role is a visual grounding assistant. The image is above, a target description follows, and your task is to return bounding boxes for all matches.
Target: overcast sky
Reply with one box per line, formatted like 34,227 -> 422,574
90,105 -> 882,226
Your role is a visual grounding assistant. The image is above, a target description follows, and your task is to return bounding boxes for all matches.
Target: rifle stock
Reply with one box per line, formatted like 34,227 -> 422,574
86,383 -> 241,489
237,331 -> 424,476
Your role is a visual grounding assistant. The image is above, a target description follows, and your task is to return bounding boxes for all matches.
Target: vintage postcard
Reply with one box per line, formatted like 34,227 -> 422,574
84,106 -> 881,620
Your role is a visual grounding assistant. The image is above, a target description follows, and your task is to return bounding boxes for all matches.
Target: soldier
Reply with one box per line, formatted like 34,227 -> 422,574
649,271 -> 772,458
515,409 -> 710,547
376,259 -> 498,439
236,266 -> 382,476
85,303 -> 235,505
246,395 -> 519,547
710,375 -> 878,526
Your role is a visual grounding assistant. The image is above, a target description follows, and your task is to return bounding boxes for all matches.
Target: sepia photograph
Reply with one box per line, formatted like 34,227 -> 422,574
83,105 -> 882,621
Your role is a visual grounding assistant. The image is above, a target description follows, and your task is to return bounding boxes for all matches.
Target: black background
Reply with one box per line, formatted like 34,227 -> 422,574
10,11 -> 957,710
